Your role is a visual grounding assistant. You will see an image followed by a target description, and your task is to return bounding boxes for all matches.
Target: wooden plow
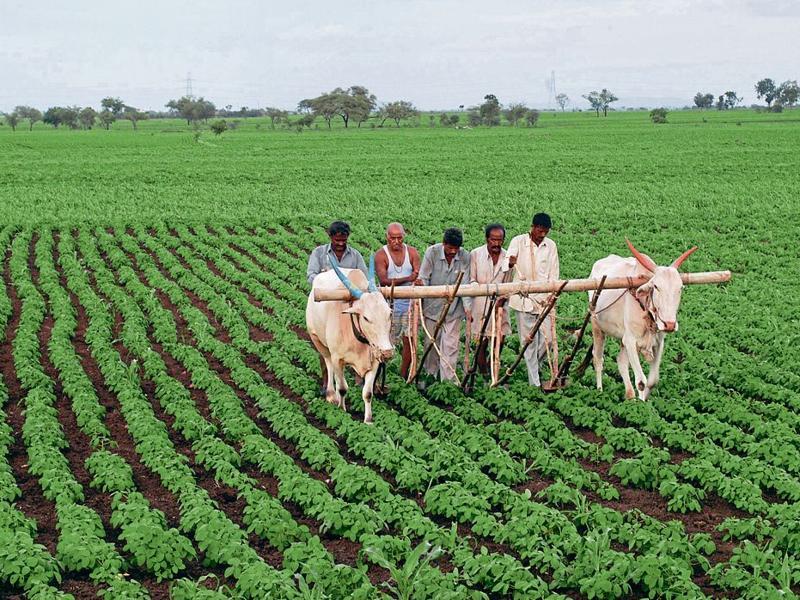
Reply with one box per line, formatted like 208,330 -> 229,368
313,270 -> 731,391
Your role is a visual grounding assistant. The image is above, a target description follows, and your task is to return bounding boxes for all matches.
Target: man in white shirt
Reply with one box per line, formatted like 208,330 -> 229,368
469,223 -> 511,375
505,213 -> 560,387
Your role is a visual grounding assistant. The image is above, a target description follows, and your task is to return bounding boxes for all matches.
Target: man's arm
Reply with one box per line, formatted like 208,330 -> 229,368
355,250 -> 368,277
418,247 -> 433,285
375,251 -> 392,286
551,243 -> 560,281
407,246 -> 421,285
306,247 -> 322,286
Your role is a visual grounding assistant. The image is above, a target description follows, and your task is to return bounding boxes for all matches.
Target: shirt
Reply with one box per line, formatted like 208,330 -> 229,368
306,243 -> 368,285
419,243 -> 471,320
469,244 -> 512,335
504,234 -> 559,313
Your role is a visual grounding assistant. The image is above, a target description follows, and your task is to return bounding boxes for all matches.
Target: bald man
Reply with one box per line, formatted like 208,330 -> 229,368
374,222 -> 421,381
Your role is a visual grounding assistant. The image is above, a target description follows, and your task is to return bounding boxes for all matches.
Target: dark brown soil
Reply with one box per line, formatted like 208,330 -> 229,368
1,244 -> 59,555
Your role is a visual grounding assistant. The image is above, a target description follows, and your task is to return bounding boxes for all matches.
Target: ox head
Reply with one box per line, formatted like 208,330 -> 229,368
626,239 -> 698,333
330,254 -> 394,362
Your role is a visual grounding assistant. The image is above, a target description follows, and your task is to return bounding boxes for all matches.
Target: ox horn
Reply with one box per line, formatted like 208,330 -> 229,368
671,246 -> 698,270
367,254 -> 378,293
329,255 -> 363,300
626,239 -> 657,272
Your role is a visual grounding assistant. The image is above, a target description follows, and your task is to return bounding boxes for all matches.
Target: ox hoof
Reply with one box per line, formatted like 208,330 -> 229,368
364,419 -> 374,425
624,389 -> 635,400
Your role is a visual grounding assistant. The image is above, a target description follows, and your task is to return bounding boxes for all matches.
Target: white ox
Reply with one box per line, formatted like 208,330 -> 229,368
306,255 -> 394,424
589,240 -> 697,400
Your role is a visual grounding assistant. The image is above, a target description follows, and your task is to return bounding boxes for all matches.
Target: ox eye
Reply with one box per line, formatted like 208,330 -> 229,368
653,285 -> 659,292
363,316 -> 371,323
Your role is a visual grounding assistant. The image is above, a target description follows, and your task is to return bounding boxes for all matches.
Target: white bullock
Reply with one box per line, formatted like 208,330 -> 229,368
306,255 -> 394,423
589,240 -> 697,400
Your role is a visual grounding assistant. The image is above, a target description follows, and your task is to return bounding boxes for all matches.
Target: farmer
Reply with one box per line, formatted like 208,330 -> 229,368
374,222 -> 421,381
468,223 -> 512,375
306,220 -> 368,395
306,220 -> 368,285
505,213 -> 560,387
417,227 -> 471,388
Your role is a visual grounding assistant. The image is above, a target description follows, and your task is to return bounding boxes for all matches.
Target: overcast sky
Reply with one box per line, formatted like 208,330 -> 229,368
2,0 -> 798,112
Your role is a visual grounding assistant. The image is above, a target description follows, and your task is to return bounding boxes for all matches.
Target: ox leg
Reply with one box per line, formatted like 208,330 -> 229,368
616,347 -> 635,399
622,335 -> 648,400
362,367 -> 378,425
332,357 -> 348,411
321,354 -> 337,404
591,318 -> 605,390
645,336 -> 665,399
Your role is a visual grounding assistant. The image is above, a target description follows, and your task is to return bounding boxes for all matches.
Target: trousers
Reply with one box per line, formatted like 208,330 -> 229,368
422,316 -> 461,382
516,310 -> 552,386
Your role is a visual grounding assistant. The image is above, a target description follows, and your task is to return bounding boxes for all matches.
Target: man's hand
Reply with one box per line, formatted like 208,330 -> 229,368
508,255 -> 518,268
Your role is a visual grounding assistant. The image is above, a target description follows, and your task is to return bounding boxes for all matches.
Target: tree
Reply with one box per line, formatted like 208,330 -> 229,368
479,94 -> 501,126
650,107 -> 668,123
438,112 -> 450,127
777,80 -> 799,107
165,96 -> 216,124
210,120 -> 228,135
98,109 -> 116,130
43,106 -> 79,129
755,78 -> 777,107
716,91 -> 742,110
308,92 -> 339,129
296,113 -> 315,128
503,102 -> 528,126
466,108 -> 481,127
693,92 -> 715,109
448,114 -> 460,127
378,100 -> 418,127
525,109 -> 540,127
100,97 -> 125,116
555,93 -> 569,111
264,107 -> 288,129
14,106 -> 42,130
123,106 -> 147,130
3,111 -> 20,131
79,107 -> 97,129
348,85 -> 376,128
583,89 -> 618,116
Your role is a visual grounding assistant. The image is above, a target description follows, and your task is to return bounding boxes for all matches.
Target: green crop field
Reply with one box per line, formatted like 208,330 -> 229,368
1,110 -> 799,599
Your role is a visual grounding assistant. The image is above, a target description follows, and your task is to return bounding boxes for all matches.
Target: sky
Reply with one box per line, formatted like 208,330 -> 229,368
2,0 -> 798,112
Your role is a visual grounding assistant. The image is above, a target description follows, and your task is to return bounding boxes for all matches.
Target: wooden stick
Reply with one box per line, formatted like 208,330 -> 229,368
547,275 -> 607,389
493,281 -> 568,387
313,270 -> 731,301
413,271 -> 465,384
461,294 -> 498,393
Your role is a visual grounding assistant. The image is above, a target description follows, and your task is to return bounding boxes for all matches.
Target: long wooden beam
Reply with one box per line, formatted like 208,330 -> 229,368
313,270 -> 731,302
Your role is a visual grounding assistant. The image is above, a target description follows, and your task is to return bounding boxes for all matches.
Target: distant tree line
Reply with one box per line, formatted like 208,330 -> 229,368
5,76 -> 797,133
693,78 -> 799,111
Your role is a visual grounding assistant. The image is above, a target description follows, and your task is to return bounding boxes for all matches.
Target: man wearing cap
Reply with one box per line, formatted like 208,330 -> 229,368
306,220 -> 369,395
375,222 -> 421,381
505,213 -> 560,387
469,223 -> 512,375
418,227 -> 471,387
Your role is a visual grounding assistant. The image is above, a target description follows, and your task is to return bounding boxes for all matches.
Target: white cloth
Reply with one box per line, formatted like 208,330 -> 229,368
423,316 -> 461,382
516,310 -> 552,386
468,245 -> 511,338
504,234 -> 559,313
